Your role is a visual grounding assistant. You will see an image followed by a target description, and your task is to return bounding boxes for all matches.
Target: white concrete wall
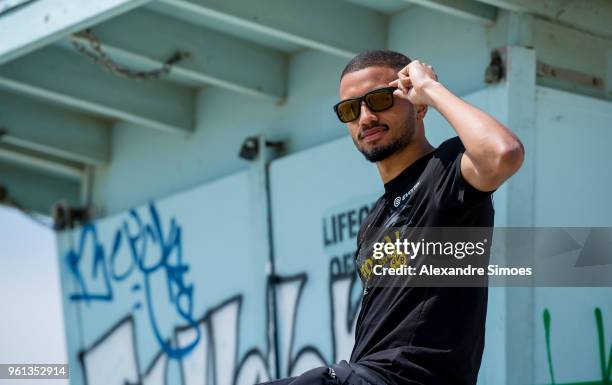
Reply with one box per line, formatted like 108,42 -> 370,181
532,87 -> 612,385
0,206 -> 69,385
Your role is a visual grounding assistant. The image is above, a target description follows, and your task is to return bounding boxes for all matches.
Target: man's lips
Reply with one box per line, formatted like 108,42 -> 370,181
361,126 -> 388,143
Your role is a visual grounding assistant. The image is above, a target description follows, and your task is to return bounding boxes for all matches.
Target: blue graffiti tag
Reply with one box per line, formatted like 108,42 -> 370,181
66,202 -> 200,359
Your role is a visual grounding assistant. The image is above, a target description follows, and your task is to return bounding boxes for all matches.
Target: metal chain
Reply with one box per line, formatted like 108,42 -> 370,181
70,29 -> 189,80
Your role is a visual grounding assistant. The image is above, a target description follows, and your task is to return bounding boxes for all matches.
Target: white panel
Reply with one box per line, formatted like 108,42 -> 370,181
534,86 -> 612,226
270,136 -> 381,365
533,86 -> 612,385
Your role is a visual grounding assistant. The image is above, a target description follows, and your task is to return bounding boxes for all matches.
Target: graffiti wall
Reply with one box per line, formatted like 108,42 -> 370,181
57,171 -> 273,385
56,136 -> 386,385
57,85 -> 612,385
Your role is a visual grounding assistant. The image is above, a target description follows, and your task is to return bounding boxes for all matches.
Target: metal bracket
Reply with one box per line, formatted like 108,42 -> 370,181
238,136 -> 285,161
536,61 -> 603,89
485,47 -> 604,91
485,49 -> 505,84
52,201 -> 92,230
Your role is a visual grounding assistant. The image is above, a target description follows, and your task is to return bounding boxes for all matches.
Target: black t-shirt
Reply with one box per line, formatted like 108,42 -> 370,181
349,136 -> 495,385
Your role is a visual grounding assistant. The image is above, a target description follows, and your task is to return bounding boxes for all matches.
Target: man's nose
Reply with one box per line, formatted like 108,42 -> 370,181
358,101 -> 378,125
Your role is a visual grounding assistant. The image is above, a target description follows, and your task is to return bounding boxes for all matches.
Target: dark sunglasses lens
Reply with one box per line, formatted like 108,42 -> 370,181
336,100 -> 360,122
366,90 -> 394,112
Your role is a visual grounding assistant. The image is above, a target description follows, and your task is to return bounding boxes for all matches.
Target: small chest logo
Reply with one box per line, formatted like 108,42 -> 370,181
393,180 -> 421,208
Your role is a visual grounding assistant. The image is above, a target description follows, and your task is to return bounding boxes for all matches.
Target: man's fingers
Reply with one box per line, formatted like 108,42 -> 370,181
393,88 -> 406,99
390,79 -> 411,96
400,74 -> 412,93
390,78 -> 407,93
421,63 -> 438,80
390,67 -> 414,94
397,79 -> 409,93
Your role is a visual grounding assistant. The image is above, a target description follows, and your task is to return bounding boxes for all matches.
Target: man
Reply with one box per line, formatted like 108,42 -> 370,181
258,50 -> 523,385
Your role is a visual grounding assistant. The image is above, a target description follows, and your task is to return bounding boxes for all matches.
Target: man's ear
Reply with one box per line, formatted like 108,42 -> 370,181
416,104 -> 428,121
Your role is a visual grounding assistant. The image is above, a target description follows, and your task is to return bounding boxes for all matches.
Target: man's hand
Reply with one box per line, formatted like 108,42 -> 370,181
388,60 -> 439,106
390,60 -> 524,192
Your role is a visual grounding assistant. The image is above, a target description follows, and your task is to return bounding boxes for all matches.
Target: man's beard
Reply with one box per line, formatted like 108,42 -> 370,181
356,124 -> 414,163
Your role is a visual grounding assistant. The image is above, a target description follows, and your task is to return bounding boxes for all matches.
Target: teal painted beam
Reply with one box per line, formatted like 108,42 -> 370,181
406,0 -> 497,25
150,0 -> 388,58
0,0 -> 152,65
0,46 -> 196,134
0,145 -> 84,181
0,91 -> 110,165
0,161 -> 81,214
475,0 -> 612,39
60,8 -> 286,101
343,0 -> 410,14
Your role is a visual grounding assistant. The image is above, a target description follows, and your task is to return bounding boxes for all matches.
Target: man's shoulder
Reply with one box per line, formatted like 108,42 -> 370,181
434,136 -> 464,158
425,136 -> 464,173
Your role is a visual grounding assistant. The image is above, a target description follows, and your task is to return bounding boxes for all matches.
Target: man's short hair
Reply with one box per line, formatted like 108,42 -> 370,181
340,50 -> 412,80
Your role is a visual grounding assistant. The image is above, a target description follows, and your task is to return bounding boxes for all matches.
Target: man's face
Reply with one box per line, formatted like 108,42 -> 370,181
339,66 -> 417,162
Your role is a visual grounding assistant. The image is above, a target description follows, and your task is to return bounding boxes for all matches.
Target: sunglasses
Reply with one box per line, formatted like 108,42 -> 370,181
333,86 -> 397,123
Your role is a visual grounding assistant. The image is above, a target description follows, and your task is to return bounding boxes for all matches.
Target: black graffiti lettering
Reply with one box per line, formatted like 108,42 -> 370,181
330,253 -> 356,276
323,216 -> 336,247
337,213 -> 348,243
322,204 -> 373,247
330,257 -> 342,276
343,252 -> 355,275
348,210 -> 357,238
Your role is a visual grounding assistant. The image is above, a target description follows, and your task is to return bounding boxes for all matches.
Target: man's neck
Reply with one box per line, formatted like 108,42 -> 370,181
376,139 -> 435,184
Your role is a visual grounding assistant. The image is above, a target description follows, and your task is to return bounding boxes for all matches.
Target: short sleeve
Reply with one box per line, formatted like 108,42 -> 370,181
454,150 -> 496,204
436,137 -> 495,206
